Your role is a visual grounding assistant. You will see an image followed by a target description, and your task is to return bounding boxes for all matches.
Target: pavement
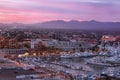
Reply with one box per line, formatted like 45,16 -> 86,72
0,68 -> 37,79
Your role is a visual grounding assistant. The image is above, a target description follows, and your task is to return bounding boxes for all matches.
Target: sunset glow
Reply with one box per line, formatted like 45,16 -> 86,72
0,0 -> 120,23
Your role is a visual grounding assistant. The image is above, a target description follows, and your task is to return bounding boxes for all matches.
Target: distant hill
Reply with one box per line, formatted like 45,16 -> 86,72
0,20 -> 120,31
31,20 -> 120,31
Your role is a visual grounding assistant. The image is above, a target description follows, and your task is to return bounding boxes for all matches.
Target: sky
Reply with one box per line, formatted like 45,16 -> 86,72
0,0 -> 120,23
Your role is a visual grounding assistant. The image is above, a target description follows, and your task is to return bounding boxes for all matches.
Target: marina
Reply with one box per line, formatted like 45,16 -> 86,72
15,47 -> 120,80
0,24 -> 120,80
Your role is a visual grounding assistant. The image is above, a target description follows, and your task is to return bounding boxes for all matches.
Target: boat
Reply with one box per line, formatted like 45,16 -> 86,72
80,51 -> 98,58
60,54 -> 72,58
72,51 -> 97,58
86,58 -> 112,67
71,52 -> 82,58
23,64 -> 35,70
99,51 -> 114,57
105,55 -> 120,65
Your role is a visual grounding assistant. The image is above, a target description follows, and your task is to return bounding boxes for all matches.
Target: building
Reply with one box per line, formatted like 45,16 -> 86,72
56,41 -> 90,51
0,36 -> 8,48
6,39 -> 18,49
102,35 -> 116,42
0,48 -> 28,54
0,36 -> 19,49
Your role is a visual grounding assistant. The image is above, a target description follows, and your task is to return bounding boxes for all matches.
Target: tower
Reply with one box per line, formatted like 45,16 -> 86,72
31,39 -> 35,49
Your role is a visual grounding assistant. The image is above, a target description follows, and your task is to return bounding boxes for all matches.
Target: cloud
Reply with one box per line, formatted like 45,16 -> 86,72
0,0 -> 119,23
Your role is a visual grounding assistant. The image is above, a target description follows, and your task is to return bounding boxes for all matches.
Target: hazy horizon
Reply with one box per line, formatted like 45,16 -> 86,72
0,20 -> 120,24
0,0 -> 120,23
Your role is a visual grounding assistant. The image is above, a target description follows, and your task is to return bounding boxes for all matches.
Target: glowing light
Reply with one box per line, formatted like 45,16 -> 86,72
18,54 -> 23,58
33,53 -> 37,56
24,52 -> 29,56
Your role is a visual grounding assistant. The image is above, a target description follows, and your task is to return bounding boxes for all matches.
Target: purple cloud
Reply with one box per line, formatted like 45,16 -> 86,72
0,0 -> 119,23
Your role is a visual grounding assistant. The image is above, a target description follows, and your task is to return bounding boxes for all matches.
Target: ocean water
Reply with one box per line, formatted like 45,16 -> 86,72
60,57 -> 120,75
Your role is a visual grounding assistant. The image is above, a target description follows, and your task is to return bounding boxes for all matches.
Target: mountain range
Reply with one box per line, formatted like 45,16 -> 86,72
0,20 -> 120,31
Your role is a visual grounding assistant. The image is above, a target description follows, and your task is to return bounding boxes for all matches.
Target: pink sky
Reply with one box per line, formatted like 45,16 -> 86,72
0,0 -> 120,23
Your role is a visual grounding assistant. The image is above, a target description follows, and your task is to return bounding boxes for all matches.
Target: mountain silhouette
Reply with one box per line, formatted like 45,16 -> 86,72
0,20 -> 120,31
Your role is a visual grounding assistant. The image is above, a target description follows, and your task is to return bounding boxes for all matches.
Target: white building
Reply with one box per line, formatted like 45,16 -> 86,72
0,48 -> 28,54
56,41 -> 90,50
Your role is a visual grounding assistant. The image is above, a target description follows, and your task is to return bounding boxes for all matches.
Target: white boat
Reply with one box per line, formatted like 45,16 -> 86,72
99,51 -> 114,57
23,64 -> 35,70
16,74 -> 39,79
105,55 -> 120,65
72,51 -> 97,58
80,51 -> 97,58
72,52 -> 82,58
60,54 -> 72,58
86,58 -> 112,67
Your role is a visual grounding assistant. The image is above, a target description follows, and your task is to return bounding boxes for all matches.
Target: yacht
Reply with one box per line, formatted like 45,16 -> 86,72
23,64 -> 35,70
86,58 -> 112,67
72,52 -> 82,58
60,54 -> 72,58
72,51 -> 97,58
80,51 -> 98,58
61,51 -> 97,58
105,55 -> 120,65
100,68 -> 120,79
99,51 -> 114,57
